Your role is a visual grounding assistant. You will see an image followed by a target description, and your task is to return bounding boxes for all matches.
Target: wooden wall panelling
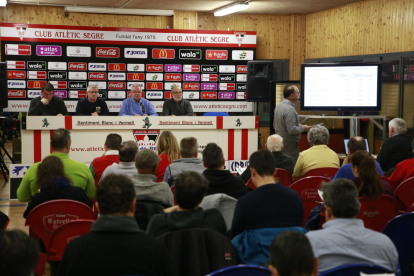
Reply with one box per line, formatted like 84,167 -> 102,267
173,11 -> 198,29
289,15 -> 306,80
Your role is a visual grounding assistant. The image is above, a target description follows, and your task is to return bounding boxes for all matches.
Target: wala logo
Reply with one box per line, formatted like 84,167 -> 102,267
179,49 -> 202,60
201,92 -> 217,99
8,90 -> 26,98
201,83 -> 217,90
6,61 -> 25,69
5,44 -> 31,55
219,74 -> 235,82
146,64 -> 163,72
7,71 -> 25,79
69,62 -> 87,70
108,82 -> 126,90
152,49 -> 175,59
183,65 -> 200,72
36,45 -> 62,56
27,71 -> 47,79
201,65 -> 218,73
127,73 -> 145,81
96,47 -> 120,58
69,91 -> 88,98
237,65 -> 248,73
183,83 -> 200,90
165,74 -> 181,81
219,83 -> 235,90
28,80 -> 47,89
89,72 -> 107,80
49,81 -> 67,89
48,71 -> 67,80
183,74 -> 200,81
237,84 -> 247,91
201,74 -> 218,82
165,64 -> 182,72
68,81 -> 87,89
206,50 -> 228,60
109,63 -> 126,71
146,82 -> 163,90
27,61 -> 46,70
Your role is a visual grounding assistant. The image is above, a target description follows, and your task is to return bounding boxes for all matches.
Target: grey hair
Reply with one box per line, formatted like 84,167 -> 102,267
172,85 -> 182,92
267,134 -> 283,152
87,84 -> 98,92
131,84 -> 142,90
389,118 -> 407,134
307,125 -> 329,145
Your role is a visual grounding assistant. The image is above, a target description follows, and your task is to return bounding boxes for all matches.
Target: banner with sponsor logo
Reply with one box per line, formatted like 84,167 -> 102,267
1,23 -> 256,112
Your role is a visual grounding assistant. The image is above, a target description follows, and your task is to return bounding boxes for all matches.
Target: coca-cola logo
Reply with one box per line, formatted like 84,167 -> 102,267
69,62 -> 87,70
96,47 -> 120,58
108,82 -> 126,89
8,90 -> 26,97
89,72 -> 107,80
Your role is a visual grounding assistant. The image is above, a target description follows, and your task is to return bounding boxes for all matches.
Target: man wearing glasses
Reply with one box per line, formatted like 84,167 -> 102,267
76,84 -> 109,116
119,84 -> 158,116
162,85 -> 194,116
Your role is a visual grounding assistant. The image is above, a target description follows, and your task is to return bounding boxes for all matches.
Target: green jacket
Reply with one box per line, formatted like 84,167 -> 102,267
17,152 -> 96,202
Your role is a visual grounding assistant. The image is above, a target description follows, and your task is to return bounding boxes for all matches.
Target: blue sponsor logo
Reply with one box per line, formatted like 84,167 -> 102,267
126,51 -> 146,55
230,161 -> 249,171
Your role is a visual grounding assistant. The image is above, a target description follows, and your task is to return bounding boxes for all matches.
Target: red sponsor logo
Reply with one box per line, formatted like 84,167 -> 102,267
96,47 -> 120,58
183,83 -> 200,90
88,72 -> 107,80
8,90 -> 26,98
49,81 -> 67,89
127,73 -> 145,81
201,92 -> 217,99
152,49 -> 175,59
7,61 -> 25,69
184,65 -> 200,72
7,71 -> 25,79
28,71 -> 47,79
77,91 -> 88,98
165,73 -> 181,81
44,214 -> 79,233
202,74 -> 218,81
237,65 -> 248,73
206,50 -> 228,60
108,63 -> 126,71
28,80 -> 47,89
69,62 -> 87,70
146,64 -> 163,72
165,92 -> 172,99
223,83 -> 235,90
108,82 -> 126,89
146,82 -> 163,90
6,44 -> 31,55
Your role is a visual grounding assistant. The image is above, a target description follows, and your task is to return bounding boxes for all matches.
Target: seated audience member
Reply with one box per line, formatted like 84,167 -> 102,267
199,193 -> 237,231
163,137 -> 205,186
147,171 -> 227,237
230,150 -> 304,239
377,118 -> 414,175
156,131 -> 180,182
387,139 -> 414,188
0,211 -> 9,229
75,84 -> 109,116
135,195 -> 171,231
119,84 -> 158,116
351,150 -> 395,198
332,136 -> 383,180
292,125 -> 340,181
17,128 -> 95,202
0,230 -> 39,276
202,143 -> 247,199
268,231 -> 318,276
131,149 -> 174,206
241,134 -> 295,182
58,174 -> 172,276
306,179 -> 398,273
101,140 -> 138,180
89,133 -> 122,186
23,156 -> 90,218
162,85 -> 194,116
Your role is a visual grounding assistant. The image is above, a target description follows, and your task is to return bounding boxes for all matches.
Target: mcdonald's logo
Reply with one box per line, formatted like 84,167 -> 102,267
146,82 -> 163,90
127,73 -> 144,81
28,80 -> 47,89
152,49 -> 175,59
108,63 -> 126,71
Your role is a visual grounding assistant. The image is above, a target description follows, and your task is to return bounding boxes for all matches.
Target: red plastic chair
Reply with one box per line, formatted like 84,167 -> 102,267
274,169 -> 292,187
301,167 -> 339,180
25,200 -> 97,276
48,219 -> 94,260
357,195 -> 399,232
394,177 -> 414,211
289,176 -> 330,226
246,178 -> 256,190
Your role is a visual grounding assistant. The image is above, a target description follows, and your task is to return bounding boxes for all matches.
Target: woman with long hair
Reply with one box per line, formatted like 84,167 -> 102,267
23,155 -> 90,218
350,150 -> 394,198
156,131 -> 180,182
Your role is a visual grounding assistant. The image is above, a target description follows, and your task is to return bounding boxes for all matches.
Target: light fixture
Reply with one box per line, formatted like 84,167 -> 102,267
0,0 -> 7,7
214,2 -> 249,17
64,6 -> 174,16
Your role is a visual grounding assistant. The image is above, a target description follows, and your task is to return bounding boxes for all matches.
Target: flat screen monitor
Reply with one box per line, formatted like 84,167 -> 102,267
300,63 -> 382,111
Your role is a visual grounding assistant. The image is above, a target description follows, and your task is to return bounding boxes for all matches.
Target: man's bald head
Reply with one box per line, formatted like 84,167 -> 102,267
347,136 -> 366,155
266,134 -> 284,152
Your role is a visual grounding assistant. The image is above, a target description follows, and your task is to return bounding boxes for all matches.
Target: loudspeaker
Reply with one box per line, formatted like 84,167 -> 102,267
247,61 -> 273,102
0,62 -> 8,108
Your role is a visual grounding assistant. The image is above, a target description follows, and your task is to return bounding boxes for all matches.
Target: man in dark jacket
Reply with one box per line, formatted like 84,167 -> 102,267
202,143 -> 247,199
28,83 -> 68,116
58,174 -> 172,276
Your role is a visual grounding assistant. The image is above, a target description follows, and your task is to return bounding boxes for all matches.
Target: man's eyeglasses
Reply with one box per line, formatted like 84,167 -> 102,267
172,92 -> 182,95
88,91 -> 99,94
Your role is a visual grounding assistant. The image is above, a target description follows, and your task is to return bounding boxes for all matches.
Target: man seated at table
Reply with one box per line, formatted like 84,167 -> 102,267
28,83 -> 68,116
162,85 -> 194,116
75,84 -> 109,116
119,84 -> 158,116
